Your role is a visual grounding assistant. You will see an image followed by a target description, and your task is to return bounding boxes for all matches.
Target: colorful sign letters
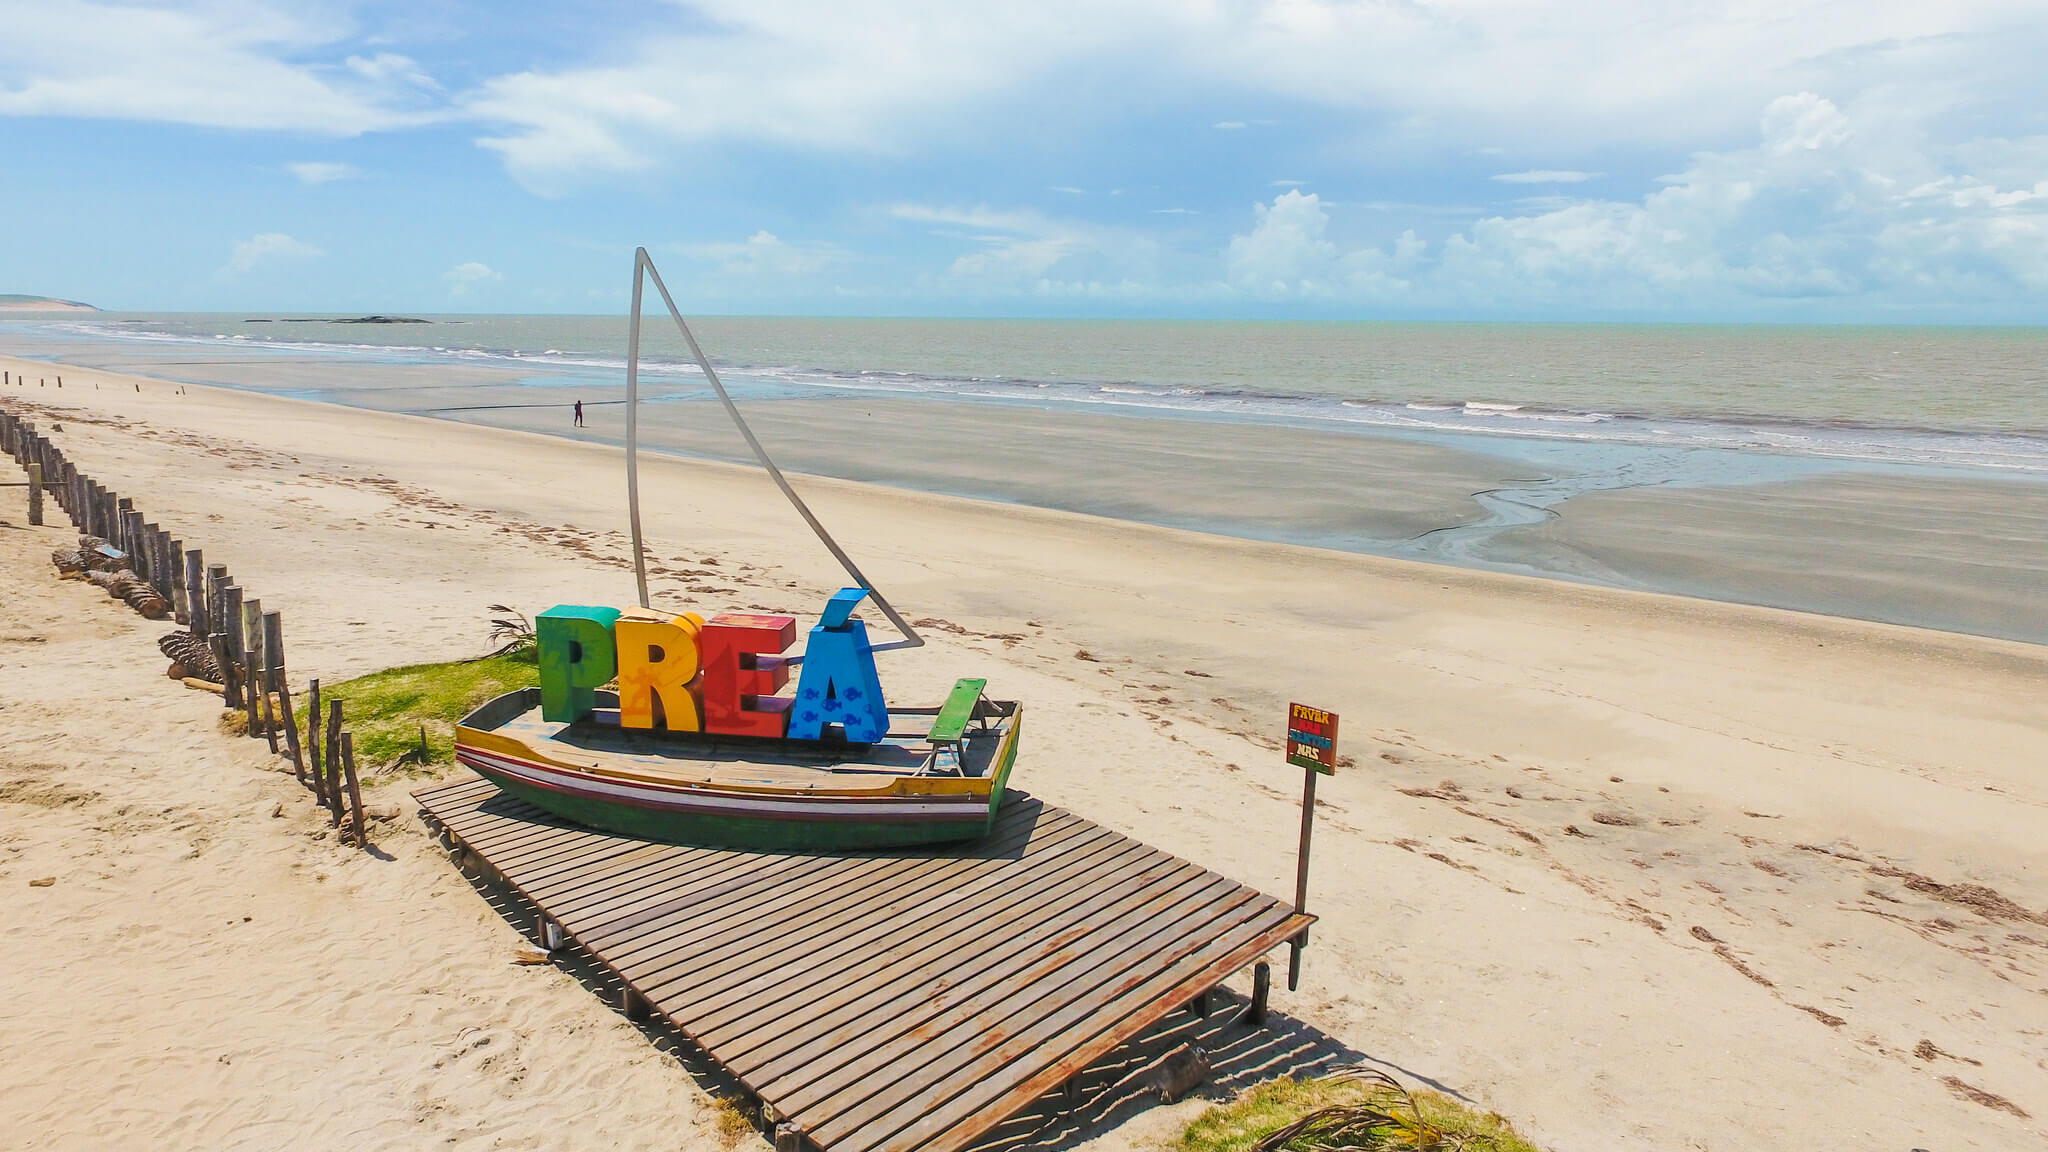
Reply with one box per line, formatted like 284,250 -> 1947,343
537,588 -> 889,742
1286,702 -> 1339,774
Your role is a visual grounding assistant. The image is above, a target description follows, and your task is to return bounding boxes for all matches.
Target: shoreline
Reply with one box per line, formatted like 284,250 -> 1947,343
5,342 -> 2045,647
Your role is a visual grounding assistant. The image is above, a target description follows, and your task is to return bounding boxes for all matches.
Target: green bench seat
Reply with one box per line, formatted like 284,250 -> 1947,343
927,677 -> 988,745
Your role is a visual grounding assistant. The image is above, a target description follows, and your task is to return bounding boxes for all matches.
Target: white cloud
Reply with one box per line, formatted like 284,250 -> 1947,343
0,1 -> 442,134
1226,190 -> 1337,296
1,1 -> 2040,199
220,233 -> 322,277
445,262 -> 501,295
894,204 -> 1083,279
1759,90 -> 1852,154
452,1 -> 2043,185
287,161 -> 359,185
1491,170 -> 1601,184
346,53 -> 440,91
890,202 -> 1166,293
1219,92 -> 2048,310
674,231 -> 844,280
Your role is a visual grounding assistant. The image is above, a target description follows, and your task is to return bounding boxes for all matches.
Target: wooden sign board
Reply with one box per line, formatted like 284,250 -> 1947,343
1287,703 -> 1338,774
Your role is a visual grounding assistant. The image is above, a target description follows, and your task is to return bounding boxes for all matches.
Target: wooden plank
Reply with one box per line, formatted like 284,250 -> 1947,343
607,813 -> 1063,971
628,819 -> 1079,1007
830,901 -> 1295,1152
594,808 -> 1065,952
699,826 -> 1149,1060
680,818 -> 1115,1040
729,843 -> 1211,1088
787,880 -> 1262,1131
517,842 -> 741,913
913,914 -> 1310,1152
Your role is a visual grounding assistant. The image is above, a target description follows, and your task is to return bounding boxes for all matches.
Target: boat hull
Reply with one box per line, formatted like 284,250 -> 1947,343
453,689 -> 1022,851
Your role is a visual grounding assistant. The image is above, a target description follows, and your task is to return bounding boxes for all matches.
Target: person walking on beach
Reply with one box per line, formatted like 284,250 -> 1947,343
573,400 -> 585,428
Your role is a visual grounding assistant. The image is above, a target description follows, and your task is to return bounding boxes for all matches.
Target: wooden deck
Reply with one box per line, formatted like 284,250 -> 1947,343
415,775 -> 1313,1152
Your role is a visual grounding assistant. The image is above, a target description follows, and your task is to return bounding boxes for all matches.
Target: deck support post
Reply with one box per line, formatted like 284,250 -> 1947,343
621,987 -> 651,1022
1249,961 -> 1271,1026
1186,986 -> 1211,1020
541,918 -> 566,952
774,1123 -> 803,1152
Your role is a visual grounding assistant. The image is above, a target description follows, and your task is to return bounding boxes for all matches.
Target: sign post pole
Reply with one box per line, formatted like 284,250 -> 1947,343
1284,702 -> 1338,992
1290,757 -> 1316,990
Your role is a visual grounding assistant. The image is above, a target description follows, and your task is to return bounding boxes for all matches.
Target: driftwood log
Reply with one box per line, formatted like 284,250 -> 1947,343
85,569 -> 170,618
158,631 -> 223,682
75,535 -> 128,572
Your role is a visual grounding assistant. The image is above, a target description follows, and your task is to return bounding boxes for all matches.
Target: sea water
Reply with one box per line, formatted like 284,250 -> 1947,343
16,315 -> 2046,474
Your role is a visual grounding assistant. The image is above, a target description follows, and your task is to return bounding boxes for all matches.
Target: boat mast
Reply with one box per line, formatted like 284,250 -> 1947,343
623,247 -> 923,651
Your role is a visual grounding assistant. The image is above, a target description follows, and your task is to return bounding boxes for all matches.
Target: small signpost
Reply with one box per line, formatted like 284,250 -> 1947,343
1286,702 -> 1338,990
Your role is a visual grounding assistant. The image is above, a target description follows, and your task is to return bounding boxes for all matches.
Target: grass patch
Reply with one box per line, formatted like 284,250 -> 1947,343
296,651 -> 538,773
708,1094 -> 761,1148
1176,1071 -> 1541,1152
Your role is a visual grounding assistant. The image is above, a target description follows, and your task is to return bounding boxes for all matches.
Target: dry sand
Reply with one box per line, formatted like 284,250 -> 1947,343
3,355 -> 2045,1151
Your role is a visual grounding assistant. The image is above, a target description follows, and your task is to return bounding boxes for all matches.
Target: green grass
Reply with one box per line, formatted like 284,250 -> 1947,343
1175,1072 -> 1542,1152
296,651 -> 538,773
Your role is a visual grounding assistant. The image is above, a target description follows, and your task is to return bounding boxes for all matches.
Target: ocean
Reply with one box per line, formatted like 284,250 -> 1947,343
13,314 -> 2046,473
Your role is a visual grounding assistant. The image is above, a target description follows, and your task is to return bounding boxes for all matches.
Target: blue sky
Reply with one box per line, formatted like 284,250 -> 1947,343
1,1 -> 2044,320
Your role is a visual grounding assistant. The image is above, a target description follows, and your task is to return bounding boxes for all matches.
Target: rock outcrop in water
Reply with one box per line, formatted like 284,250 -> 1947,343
245,316 -> 431,324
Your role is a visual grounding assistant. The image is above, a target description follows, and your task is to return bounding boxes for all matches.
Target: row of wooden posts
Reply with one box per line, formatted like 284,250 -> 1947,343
2,402 -> 373,848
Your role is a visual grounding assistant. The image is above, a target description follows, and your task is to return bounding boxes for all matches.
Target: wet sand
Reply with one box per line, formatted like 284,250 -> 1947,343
1520,471 -> 2048,644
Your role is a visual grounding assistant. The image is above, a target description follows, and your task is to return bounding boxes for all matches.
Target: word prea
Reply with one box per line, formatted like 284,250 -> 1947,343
537,587 -> 890,742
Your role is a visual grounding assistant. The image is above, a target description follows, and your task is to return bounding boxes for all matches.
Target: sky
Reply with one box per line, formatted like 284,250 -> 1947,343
0,0 -> 2045,320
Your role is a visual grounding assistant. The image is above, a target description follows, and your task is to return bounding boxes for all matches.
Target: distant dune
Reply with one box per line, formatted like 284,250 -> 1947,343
0,294 -> 97,313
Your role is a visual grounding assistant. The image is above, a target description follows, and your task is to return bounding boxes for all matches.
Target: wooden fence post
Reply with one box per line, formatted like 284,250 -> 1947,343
305,678 -> 325,804
25,463 -> 41,525
205,564 -> 227,635
324,699 -> 345,827
340,732 -> 367,848
167,539 -> 187,623
241,598 -> 265,743
263,614 -> 300,770
219,585 -> 243,702
148,528 -> 167,597
184,550 -> 206,636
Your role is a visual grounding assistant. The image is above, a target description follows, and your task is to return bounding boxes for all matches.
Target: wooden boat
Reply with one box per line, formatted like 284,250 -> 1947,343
455,681 -> 1023,851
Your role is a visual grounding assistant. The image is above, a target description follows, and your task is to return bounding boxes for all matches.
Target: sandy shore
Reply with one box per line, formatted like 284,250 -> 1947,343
3,355 -> 2045,1150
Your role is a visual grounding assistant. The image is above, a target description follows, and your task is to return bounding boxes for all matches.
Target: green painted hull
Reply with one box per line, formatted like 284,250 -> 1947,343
470,763 -> 1003,852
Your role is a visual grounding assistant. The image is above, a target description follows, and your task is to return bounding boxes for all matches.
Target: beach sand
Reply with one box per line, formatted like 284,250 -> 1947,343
3,355 -> 2044,1150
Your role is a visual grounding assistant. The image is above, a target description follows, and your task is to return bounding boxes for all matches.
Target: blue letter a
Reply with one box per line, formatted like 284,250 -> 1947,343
789,591 -> 889,743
